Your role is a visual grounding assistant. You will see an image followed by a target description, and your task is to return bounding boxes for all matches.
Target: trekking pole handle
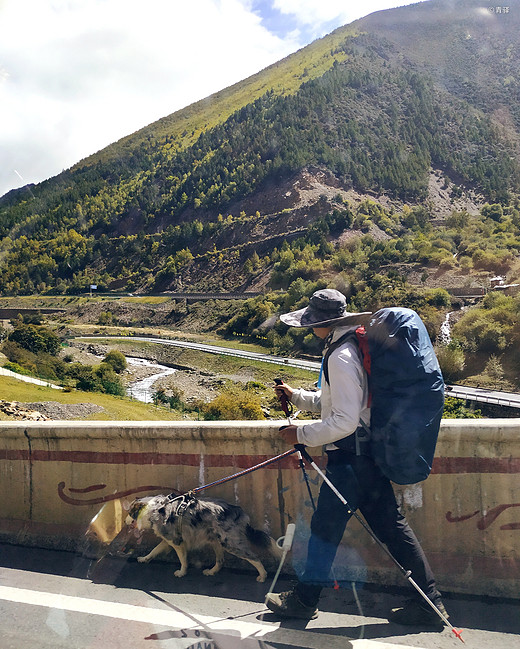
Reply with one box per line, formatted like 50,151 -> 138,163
274,378 -> 292,418
294,444 -> 313,464
276,522 -> 296,551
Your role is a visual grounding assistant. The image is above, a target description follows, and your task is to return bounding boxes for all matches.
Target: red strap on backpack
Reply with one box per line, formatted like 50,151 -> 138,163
355,325 -> 372,406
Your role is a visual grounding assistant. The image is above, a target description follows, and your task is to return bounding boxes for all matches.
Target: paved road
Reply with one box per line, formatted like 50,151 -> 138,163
78,336 -> 322,373
0,544 -> 518,649
446,385 -> 520,409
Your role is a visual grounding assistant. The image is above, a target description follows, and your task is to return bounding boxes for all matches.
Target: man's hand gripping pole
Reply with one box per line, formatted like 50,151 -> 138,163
274,378 -> 293,424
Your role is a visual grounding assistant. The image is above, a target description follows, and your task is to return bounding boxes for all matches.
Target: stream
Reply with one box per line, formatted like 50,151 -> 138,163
439,312 -> 453,345
125,357 -> 176,403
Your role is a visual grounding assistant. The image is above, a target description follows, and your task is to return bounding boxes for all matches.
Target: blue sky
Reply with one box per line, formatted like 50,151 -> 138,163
0,0 -> 428,197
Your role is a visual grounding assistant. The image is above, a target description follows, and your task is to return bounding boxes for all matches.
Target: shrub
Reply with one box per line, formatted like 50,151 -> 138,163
3,361 -> 32,376
452,306 -> 515,353
2,340 -> 64,380
435,343 -> 465,382
426,288 -> 451,308
443,397 -> 482,418
68,364 -> 99,391
168,386 -> 185,410
95,362 -> 125,395
103,350 -> 127,373
202,388 -> 264,420
66,362 -> 125,395
98,311 -> 114,325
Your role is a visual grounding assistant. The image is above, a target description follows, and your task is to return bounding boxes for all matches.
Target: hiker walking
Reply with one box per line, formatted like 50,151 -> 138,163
266,288 -> 448,626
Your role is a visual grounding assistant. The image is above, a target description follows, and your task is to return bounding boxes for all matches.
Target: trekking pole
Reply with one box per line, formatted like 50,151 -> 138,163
294,444 -> 464,643
264,523 -> 296,605
274,379 -> 315,508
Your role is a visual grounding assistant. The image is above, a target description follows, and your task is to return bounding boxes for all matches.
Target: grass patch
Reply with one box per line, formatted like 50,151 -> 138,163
122,296 -> 171,305
0,375 -> 181,421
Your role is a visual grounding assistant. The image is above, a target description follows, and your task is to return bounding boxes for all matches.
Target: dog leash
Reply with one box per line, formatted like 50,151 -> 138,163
165,447 -> 299,500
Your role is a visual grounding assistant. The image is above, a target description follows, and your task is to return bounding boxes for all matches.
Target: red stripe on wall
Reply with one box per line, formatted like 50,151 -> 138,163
1,449 -> 519,473
432,457 -> 520,474
0,449 -> 299,469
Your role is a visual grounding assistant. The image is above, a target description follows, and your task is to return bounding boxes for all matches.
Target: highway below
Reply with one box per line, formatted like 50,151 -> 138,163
446,384 -> 520,409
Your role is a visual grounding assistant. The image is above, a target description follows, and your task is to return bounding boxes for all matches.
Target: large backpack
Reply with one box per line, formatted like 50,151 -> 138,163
323,307 -> 444,485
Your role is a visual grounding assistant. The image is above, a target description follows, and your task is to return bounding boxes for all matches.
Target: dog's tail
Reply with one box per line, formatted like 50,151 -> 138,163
246,525 -> 283,559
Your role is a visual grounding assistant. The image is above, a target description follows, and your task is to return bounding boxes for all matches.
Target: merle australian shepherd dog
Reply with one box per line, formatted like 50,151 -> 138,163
126,493 -> 282,582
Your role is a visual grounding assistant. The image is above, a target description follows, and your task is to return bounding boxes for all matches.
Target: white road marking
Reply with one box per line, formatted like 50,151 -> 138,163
0,584 -> 419,649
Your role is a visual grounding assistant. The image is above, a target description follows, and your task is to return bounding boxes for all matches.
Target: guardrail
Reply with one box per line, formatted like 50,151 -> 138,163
447,386 -> 520,409
166,292 -> 263,301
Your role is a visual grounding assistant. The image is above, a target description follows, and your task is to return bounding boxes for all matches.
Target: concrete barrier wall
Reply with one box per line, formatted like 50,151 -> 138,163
0,419 -> 518,598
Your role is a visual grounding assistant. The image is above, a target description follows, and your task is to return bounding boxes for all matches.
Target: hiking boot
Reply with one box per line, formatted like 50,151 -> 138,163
388,599 -> 449,626
265,590 -> 319,620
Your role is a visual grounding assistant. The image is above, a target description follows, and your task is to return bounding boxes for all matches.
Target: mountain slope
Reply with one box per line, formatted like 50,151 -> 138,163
0,0 -> 520,296
358,0 -> 520,129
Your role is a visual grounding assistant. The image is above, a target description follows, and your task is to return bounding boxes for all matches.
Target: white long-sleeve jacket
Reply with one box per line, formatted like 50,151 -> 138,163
290,325 -> 371,450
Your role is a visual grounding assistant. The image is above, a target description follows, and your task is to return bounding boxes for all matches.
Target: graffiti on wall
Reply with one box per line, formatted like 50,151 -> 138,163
447,504 -> 520,530
58,482 -> 178,506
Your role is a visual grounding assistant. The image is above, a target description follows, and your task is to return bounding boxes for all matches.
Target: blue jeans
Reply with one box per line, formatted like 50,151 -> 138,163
295,450 -> 439,607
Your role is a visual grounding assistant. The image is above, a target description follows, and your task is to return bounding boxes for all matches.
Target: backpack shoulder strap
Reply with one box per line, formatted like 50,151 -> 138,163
323,329 -> 362,385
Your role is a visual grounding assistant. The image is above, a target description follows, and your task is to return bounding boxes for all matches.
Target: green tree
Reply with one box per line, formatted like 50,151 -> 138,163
481,203 -> 503,222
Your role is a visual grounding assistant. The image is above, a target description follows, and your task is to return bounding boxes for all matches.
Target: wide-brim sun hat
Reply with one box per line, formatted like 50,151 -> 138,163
280,289 -> 372,328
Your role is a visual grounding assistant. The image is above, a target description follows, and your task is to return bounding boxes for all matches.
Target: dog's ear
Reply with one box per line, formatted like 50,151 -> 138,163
127,500 -> 144,520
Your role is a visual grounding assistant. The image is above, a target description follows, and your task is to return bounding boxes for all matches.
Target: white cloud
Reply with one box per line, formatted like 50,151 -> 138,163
0,0 -> 298,196
273,0 -> 426,35
273,0 -> 353,26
